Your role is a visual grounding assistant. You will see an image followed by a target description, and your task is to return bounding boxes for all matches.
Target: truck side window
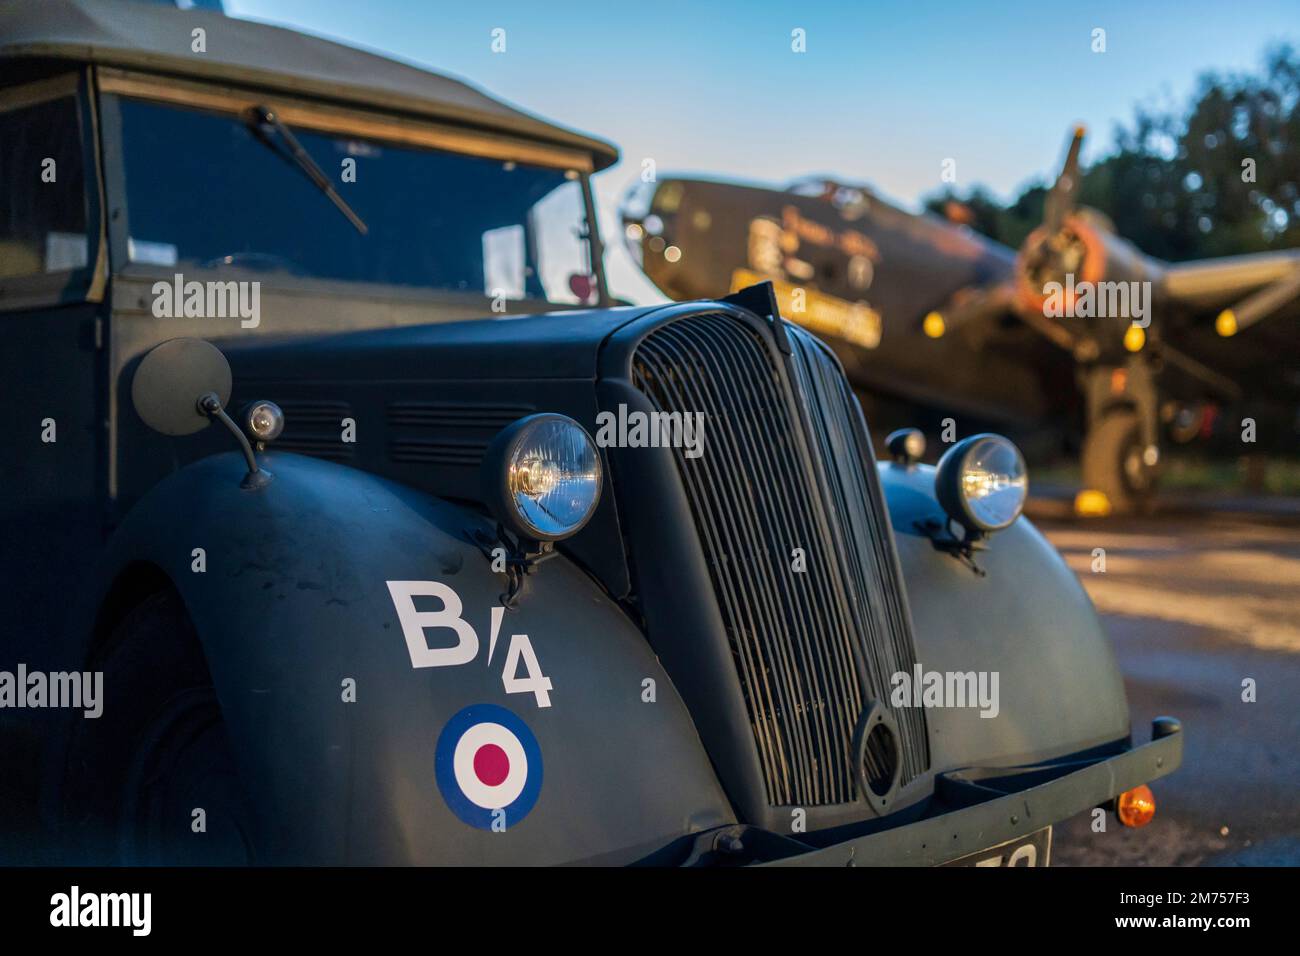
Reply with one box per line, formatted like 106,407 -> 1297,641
0,94 -> 88,279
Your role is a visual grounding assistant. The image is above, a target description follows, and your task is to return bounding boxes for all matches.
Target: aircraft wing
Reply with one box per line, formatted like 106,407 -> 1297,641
1147,248 -> 1300,406
1160,249 -> 1300,332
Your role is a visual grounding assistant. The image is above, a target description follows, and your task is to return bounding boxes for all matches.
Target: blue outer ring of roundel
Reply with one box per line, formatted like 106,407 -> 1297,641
434,703 -> 544,830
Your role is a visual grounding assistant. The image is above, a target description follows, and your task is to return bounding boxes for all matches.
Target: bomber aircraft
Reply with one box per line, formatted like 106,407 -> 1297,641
621,128 -> 1300,513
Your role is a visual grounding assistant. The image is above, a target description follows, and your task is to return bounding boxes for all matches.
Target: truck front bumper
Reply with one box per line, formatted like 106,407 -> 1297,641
679,717 -> 1183,866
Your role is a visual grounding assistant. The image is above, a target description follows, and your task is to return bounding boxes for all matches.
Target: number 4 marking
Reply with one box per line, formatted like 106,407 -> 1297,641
501,634 -> 553,708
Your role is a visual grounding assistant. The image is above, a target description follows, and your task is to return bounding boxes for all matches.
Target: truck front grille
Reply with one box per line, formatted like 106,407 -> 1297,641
631,311 -> 928,808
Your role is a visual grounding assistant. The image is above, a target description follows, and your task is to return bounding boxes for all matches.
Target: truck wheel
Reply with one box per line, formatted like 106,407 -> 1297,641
1081,408 -> 1154,515
59,589 -> 253,864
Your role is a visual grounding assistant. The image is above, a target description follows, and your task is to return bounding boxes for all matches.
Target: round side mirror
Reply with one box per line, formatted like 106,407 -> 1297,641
131,338 -> 232,436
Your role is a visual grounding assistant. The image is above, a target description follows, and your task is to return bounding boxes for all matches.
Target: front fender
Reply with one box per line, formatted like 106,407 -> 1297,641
877,461 -> 1130,771
80,452 -> 733,864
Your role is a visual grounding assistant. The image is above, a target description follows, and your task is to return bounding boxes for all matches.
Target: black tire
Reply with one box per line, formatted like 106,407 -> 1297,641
59,589 -> 254,864
1081,408 -> 1155,515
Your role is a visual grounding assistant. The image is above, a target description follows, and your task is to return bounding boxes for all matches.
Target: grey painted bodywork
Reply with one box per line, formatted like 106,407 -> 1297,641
77,451 -> 733,864
62,406 -> 1140,866
877,460 -> 1130,768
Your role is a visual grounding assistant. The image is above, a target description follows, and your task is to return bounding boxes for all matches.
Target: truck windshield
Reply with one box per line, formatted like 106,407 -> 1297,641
117,97 -> 596,304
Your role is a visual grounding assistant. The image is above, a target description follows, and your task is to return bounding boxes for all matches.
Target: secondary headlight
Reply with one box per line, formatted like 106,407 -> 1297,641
481,413 -> 603,542
935,433 -> 1028,535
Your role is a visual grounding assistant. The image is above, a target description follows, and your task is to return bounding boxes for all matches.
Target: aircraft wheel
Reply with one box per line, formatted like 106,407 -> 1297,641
1081,408 -> 1155,515
58,589 -> 254,864
1166,401 -> 1205,445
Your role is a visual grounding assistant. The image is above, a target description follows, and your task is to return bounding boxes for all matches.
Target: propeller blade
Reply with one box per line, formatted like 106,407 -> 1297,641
1043,125 -> 1086,233
932,282 -> 1016,332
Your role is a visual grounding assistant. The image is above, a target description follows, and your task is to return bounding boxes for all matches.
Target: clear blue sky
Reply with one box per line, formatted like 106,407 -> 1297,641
225,0 -> 1298,300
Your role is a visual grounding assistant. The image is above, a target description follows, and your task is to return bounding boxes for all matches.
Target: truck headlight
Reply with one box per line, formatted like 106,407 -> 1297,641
482,414 -> 603,542
935,433 -> 1027,535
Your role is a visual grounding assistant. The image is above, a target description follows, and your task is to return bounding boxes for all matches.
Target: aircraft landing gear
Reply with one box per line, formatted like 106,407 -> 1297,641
1079,360 -> 1160,516
1081,407 -> 1155,514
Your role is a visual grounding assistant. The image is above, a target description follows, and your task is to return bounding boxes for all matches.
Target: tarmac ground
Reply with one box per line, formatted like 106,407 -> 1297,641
1037,501 -> 1300,866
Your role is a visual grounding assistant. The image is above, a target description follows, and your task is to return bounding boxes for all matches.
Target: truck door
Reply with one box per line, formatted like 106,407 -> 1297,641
0,70 -> 107,676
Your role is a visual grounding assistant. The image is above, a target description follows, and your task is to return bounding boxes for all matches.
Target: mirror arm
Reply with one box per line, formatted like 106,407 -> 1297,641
198,392 -> 273,489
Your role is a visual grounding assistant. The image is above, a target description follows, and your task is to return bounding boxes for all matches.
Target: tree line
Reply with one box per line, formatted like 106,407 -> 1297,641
924,45 -> 1300,261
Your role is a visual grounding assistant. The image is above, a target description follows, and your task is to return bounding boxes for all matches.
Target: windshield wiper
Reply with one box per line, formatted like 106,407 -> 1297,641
246,104 -> 369,235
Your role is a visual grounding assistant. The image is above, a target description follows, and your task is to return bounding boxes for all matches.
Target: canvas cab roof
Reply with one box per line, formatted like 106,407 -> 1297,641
0,0 -> 618,170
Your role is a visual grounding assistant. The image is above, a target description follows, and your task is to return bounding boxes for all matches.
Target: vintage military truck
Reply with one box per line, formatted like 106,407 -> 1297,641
0,0 -> 1180,865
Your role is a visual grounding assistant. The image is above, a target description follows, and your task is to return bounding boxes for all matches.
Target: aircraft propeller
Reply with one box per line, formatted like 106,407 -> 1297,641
1043,125 -> 1087,234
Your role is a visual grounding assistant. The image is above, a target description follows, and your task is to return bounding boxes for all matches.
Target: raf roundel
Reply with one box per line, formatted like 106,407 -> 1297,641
435,704 -> 543,830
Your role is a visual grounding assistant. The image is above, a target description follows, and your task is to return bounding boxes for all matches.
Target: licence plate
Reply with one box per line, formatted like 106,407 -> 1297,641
943,827 -> 1051,867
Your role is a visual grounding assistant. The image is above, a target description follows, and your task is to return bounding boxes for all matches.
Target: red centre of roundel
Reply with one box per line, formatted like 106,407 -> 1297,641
473,743 -> 510,787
